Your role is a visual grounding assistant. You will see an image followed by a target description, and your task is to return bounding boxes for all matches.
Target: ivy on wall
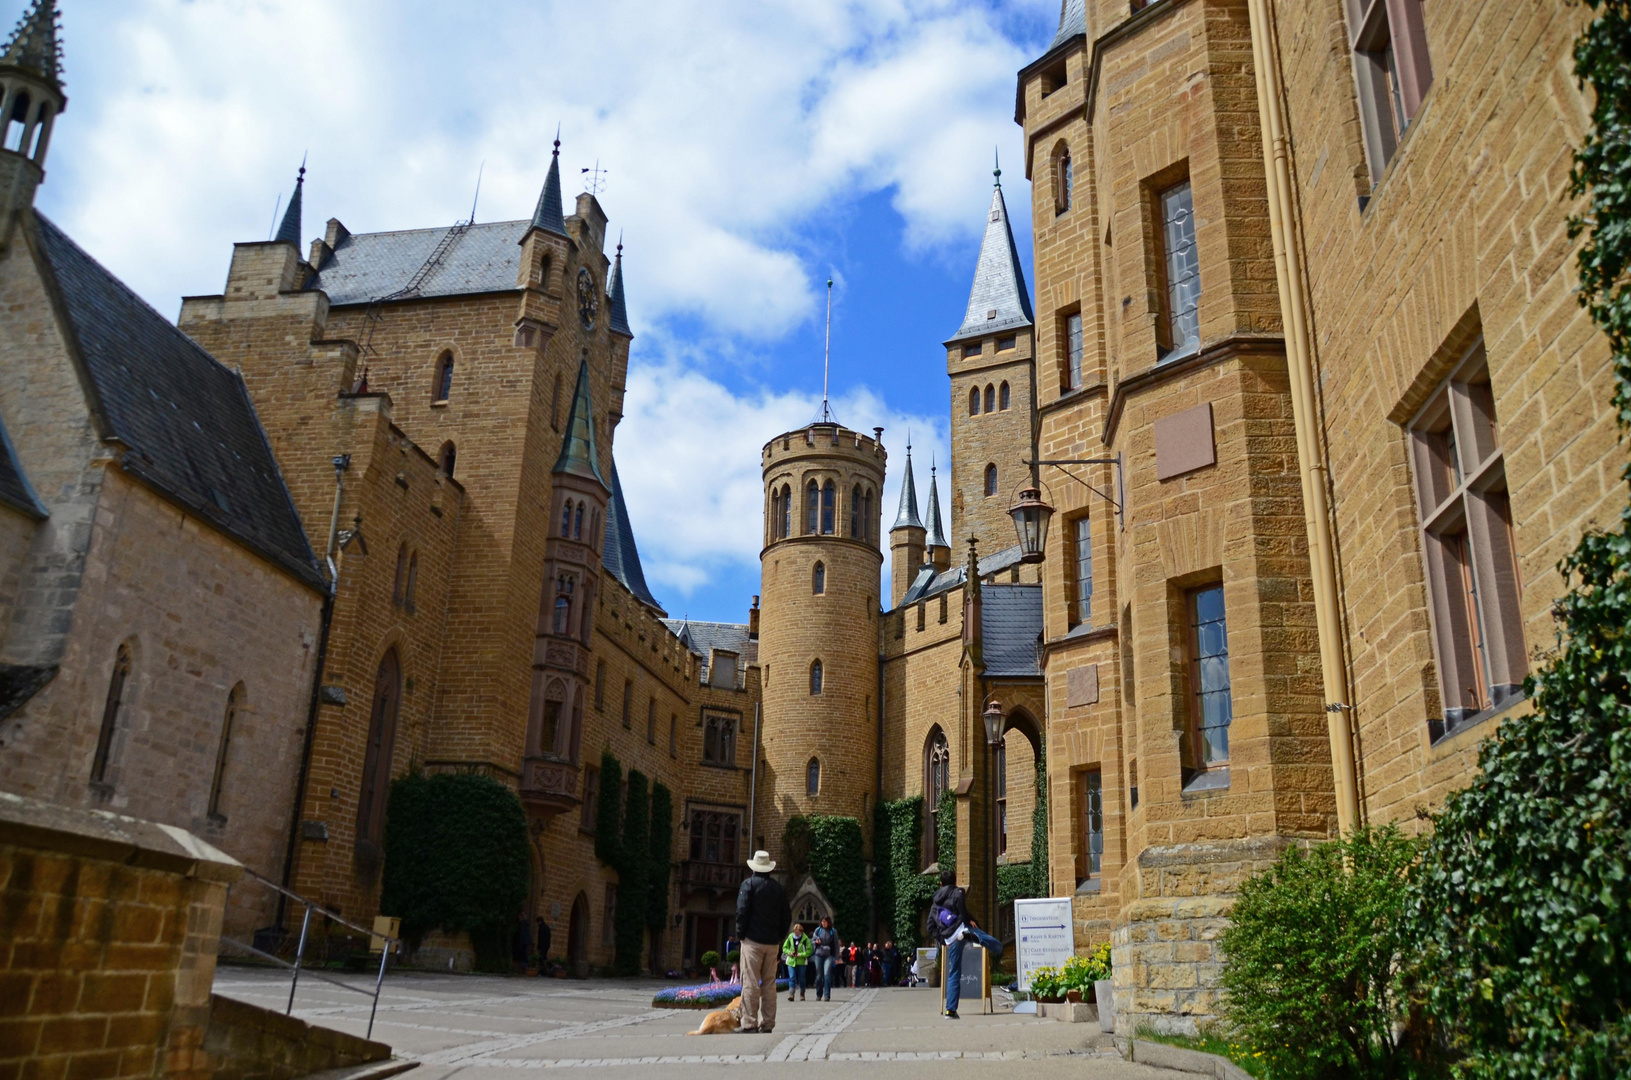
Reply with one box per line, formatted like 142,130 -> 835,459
781,815 -> 869,941
935,790 -> 956,878
380,771 -> 529,973
647,781 -> 673,935
594,750 -> 622,868
1030,736 -> 1048,900
613,770 -> 650,975
997,862 -> 1035,908
878,796 -> 937,954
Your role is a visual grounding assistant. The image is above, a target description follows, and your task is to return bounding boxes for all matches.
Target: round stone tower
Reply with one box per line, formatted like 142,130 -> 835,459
756,422 -> 886,857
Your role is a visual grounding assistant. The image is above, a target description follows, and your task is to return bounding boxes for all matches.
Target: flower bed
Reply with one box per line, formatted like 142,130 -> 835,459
651,979 -> 790,1009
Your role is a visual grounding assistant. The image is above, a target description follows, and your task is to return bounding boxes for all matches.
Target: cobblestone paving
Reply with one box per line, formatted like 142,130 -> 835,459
212,967 -> 1187,1078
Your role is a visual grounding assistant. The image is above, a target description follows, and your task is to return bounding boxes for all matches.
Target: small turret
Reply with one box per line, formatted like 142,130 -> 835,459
889,442 -> 926,607
274,164 -> 305,248
607,238 -> 631,338
924,456 -> 950,572
515,133 -> 571,350
0,0 -> 64,250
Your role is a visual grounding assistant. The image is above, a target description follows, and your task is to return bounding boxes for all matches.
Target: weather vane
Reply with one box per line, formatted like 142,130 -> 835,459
581,161 -> 608,196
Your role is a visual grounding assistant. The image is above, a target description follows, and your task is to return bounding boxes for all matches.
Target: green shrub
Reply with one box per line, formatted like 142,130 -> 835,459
380,771 -> 529,973
997,861 -> 1035,907
594,750 -> 622,867
614,770 -> 650,975
700,949 -> 721,972
935,790 -> 956,876
782,815 -> 868,941
1218,826 -> 1424,1080
1030,736 -> 1048,899
647,781 -> 672,933
879,796 -> 937,953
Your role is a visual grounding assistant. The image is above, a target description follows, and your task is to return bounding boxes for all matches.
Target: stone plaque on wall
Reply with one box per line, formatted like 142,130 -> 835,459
1154,402 -> 1216,480
1066,664 -> 1099,707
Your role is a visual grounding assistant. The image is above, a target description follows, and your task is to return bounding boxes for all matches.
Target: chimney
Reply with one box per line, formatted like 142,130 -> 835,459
748,595 -> 760,639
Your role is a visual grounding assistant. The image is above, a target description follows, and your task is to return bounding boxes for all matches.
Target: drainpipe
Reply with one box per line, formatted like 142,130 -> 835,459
278,455 -> 350,926
1246,1 -> 1361,833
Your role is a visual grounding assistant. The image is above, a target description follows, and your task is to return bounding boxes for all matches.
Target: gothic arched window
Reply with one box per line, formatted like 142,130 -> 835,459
1000,382 -> 1011,410
781,485 -> 792,539
357,649 -> 402,848
924,727 -> 950,866
806,757 -> 821,797
813,561 -> 826,595
969,387 -> 980,415
984,463 -> 998,497
439,441 -> 456,478
850,484 -> 863,538
561,500 -> 574,538
542,679 -> 566,755
806,481 -> 820,534
404,552 -> 418,613
433,352 -> 454,403
392,543 -> 409,606
574,502 -> 584,540
820,481 -> 835,534
984,384 -> 995,413
1057,147 -> 1073,214
809,659 -> 824,695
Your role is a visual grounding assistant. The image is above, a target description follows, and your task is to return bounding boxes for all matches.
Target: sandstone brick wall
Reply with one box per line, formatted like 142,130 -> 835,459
0,504 -> 33,639
0,792 -> 242,1080
947,331 -> 1038,555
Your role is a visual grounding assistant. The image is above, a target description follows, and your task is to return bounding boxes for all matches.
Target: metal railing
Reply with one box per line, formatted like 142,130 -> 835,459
219,866 -> 399,1039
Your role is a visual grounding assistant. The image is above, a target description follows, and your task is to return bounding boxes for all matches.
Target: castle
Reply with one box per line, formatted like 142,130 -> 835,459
0,0 -> 1620,1038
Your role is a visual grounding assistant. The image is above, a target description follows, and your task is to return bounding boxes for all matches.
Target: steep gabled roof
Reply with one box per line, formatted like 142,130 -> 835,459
31,213 -> 323,591
553,359 -> 608,488
602,460 -> 665,616
274,166 -> 304,248
947,172 -> 1033,345
892,443 -> 922,530
607,243 -> 631,337
530,141 -> 568,237
924,459 -> 948,550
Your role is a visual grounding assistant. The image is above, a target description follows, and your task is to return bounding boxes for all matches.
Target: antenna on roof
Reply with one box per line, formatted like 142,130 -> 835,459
470,160 -> 484,225
821,277 -> 834,423
581,160 -> 607,196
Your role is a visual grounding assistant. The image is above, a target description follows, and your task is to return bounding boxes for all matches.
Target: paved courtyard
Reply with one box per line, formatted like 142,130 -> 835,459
212,966 -> 1189,1078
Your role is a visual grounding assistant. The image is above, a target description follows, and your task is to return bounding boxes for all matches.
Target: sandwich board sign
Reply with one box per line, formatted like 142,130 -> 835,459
1013,897 -> 1074,992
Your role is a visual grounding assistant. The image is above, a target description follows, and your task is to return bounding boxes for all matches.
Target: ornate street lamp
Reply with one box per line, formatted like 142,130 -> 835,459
1008,487 -> 1054,565
982,699 -> 1005,749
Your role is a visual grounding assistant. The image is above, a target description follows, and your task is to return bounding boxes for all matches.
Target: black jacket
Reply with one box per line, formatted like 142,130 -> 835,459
930,884 -> 970,943
736,872 -> 790,945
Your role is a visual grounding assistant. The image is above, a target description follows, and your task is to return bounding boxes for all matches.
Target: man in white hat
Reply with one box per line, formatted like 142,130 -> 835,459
735,850 -> 790,1034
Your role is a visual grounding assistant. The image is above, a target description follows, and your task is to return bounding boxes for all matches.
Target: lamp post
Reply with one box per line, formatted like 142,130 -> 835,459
982,699 -> 1004,934
1007,488 -> 1053,565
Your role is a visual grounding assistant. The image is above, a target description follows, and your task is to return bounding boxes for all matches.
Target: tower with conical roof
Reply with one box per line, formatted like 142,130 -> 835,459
924,457 -> 951,572
0,0 -> 64,250
514,133 -> 573,352
944,155 -> 1035,561
888,441 -> 925,606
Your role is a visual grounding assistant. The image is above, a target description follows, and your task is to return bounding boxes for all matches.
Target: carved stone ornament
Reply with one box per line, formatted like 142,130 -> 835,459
577,267 -> 598,330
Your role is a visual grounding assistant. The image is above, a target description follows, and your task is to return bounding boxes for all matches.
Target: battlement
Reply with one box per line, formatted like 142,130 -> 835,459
761,423 -> 887,471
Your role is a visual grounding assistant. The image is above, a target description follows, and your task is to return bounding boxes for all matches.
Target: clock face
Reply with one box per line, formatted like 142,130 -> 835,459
577,267 -> 599,330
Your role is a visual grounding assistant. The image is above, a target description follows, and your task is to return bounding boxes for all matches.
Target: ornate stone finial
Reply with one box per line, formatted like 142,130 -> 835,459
965,535 -> 981,598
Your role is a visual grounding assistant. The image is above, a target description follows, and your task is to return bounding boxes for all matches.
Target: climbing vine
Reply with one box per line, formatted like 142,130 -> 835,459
594,750 -> 622,868
879,796 -> 937,954
613,770 -> 650,975
1030,736 -> 1049,899
935,789 -> 956,877
783,815 -> 868,940
646,781 -> 673,936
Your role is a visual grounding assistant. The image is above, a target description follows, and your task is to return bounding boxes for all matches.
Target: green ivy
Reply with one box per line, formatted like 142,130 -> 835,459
594,750 -> 622,868
1402,7 -> 1631,1077
647,781 -> 673,934
997,862 -> 1035,908
1030,736 -> 1048,899
872,799 -> 894,940
782,815 -> 868,941
935,790 -> 956,877
781,815 -> 813,879
614,770 -> 650,975
380,771 -> 529,973
879,796 -> 937,954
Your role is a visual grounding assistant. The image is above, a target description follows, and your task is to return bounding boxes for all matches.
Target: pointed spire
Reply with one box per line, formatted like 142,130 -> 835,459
530,129 -> 568,237
924,456 -> 948,549
1050,0 -> 1087,50
947,157 -> 1034,344
553,359 -> 608,488
607,235 -> 631,337
892,440 -> 923,531
274,160 -> 304,247
1,0 -> 63,89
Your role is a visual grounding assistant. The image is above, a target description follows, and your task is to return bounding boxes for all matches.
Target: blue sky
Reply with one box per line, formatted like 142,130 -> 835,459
29,0 -> 1057,623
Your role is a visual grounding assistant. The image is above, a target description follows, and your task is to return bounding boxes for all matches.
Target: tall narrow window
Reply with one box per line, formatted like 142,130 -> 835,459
924,728 -> 950,866
984,464 -> 998,497
439,441 -> 456,478
404,553 -> 418,614
669,714 -> 677,757
812,561 -> 826,595
969,387 -> 980,415
433,352 -> 454,403
999,382 -> 1011,410
1057,149 -> 1073,213
647,698 -> 657,744
806,757 -> 821,797
806,481 -> 819,534
561,501 -> 573,538
574,503 -> 584,540
1160,181 -> 1201,357
594,661 -> 606,710
542,679 -> 566,755
1346,0 -> 1433,181
1188,585 -> 1233,767
984,384 -> 995,413
820,481 -> 835,534
1408,340 -> 1525,741
1071,516 -> 1093,627
90,645 -> 132,785
208,684 -> 243,818
553,576 -> 573,635
392,544 -> 409,606
781,485 -> 792,540
622,680 -> 633,728
850,485 -> 863,538
1065,312 -> 1083,389
704,715 -> 738,766
996,739 -> 1008,857
356,649 -> 402,848
809,659 -> 823,695
864,490 -> 873,540
1081,769 -> 1103,881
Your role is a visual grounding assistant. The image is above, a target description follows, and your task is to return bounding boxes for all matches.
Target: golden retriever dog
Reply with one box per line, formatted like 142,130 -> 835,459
685,995 -> 743,1035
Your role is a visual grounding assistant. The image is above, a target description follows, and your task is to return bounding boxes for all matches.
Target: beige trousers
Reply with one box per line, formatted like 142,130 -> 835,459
739,938 -> 779,1032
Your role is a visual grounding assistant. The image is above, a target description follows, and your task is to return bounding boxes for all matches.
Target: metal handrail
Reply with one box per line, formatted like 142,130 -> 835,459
219,866 -> 400,1039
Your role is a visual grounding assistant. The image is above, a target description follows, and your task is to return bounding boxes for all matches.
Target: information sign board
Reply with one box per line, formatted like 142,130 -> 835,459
1013,897 -> 1074,991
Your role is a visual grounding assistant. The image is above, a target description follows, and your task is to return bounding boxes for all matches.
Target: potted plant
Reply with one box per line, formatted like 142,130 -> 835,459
1029,965 -> 1065,1003
700,949 -> 723,982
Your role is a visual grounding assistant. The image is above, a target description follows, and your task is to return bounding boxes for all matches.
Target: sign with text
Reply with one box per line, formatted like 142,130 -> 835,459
1013,897 -> 1074,991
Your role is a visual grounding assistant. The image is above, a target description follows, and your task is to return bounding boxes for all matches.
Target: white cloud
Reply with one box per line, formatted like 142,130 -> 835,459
614,359 -> 948,599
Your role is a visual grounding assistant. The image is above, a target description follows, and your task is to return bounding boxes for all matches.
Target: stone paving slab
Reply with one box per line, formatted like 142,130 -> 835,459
212,966 -> 1182,1079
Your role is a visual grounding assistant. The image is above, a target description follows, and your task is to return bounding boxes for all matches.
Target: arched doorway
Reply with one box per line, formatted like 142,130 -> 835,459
355,648 -> 401,878
567,891 -> 591,977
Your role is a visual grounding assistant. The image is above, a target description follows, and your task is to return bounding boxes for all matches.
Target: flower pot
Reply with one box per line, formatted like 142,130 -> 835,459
1065,989 -> 1083,1003
1095,979 -> 1114,1033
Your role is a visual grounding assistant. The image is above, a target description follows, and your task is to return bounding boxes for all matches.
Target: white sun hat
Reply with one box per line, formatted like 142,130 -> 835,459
746,850 -> 777,873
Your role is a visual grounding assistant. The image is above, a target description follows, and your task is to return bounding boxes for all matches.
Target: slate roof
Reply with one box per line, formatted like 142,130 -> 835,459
32,214 -> 323,591
531,148 -> 568,237
275,168 -> 304,248
981,583 -> 1042,677
1050,0 -> 1087,50
892,443 -> 923,530
663,619 -> 758,683
897,542 -> 1027,608
307,219 -> 527,306
554,359 -> 608,487
924,462 -> 948,550
947,178 -> 1033,344
603,460 -> 666,616
0,411 -> 45,519
607,247 -> 631,337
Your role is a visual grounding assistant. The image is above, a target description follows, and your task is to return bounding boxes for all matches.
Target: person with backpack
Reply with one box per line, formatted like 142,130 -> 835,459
930,869 -> 1003,1019
782,923 -> 813,1001
811,916 -> 838,1001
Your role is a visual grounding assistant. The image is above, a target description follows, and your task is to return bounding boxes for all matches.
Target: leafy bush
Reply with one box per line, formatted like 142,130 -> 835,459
594,750 -> 622,867
879,796 -> 937,952
997,861 -> 1035,907
785,815 -> 868,940
1398,7 -> 1631,1076
699,949 -> 721,971
935,790 -> 956,876
647,781 -> 673,933
1218,826 -> 1424,1080
380,771 -> 529,973
781,815 -> 813,878
614,770 -> 650,975
1030,736 -> 1048,899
